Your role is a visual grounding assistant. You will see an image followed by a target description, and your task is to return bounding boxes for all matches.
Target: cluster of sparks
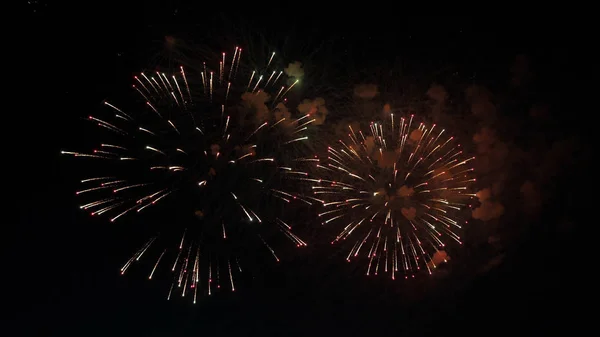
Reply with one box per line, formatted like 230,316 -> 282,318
302,112 -> 476,279
62,47 -> 313,302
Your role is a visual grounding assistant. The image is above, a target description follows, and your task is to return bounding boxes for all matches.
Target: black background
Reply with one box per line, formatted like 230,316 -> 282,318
15,5 -> 582,336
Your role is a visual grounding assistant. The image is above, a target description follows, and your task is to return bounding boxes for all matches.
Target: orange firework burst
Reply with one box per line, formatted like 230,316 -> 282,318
301,111 -> 476,279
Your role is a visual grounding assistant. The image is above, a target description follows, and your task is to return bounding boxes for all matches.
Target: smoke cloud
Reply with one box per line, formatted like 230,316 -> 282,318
375,150 -> 397,169
427,250 -> 450,270
298,98 -> 328,125
383,104 -> 392,114
241,91 -> 270,121
427,84 -> 448,105
354,84 -> 379,99
401,207 -> 416,221
466,85 -> 497,121
284,61 -> 305,81
397,185 -> 414,197
210,144 -> 220,155
409,128 -> 424,143
472,188 -> 505,221
364,136 -> 376,153
473,128 -> 509,176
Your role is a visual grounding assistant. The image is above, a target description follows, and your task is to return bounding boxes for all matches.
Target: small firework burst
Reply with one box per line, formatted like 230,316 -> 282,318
300,110 -> 476,279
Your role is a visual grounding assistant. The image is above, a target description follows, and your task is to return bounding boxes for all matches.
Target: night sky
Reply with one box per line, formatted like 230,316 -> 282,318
16,6 -> 584,336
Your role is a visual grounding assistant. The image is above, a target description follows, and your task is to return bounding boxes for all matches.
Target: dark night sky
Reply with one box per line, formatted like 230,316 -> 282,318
15,5 -> 584,336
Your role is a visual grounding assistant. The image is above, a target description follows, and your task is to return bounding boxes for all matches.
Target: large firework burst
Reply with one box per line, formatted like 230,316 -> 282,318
302,109 -> 476,279
62,47 -> 315,302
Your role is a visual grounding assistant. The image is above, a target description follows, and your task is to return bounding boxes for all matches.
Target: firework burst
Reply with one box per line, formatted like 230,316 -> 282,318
301,110 -> 476,279
62,46 -> 314,302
